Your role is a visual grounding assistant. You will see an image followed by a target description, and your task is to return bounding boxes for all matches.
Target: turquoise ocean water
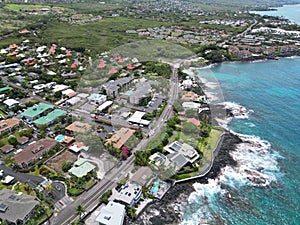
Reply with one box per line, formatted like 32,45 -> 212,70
250,4 -> 300,24
180,58 -> 300,225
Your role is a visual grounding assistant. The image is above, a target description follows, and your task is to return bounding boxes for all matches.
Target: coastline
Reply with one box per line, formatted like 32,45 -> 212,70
126,132 -> 242,225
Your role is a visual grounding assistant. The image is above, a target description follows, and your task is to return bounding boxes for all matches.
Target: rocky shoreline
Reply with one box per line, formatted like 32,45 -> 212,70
126,132 -> 242,225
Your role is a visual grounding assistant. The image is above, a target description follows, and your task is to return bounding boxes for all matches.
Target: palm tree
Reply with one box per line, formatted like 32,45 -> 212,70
75,205 -> 86,218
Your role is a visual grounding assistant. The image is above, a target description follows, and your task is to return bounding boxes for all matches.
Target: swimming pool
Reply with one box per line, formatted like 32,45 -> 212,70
151,181 -> 160,193
126,91 -> 133,95
55,135 -> 65,142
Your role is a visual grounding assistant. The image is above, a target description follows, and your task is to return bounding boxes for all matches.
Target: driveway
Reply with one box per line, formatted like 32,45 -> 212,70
0,164 -> 44,187
50,181 -> 66,202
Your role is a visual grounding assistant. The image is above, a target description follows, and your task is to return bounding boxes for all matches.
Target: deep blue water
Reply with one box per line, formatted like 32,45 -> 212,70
181,58 -> 300,225
250,4 -> 300,24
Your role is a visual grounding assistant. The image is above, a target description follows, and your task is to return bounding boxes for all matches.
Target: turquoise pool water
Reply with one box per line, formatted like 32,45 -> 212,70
151,181 -> 160,193
55,135 -> 65,142
126,91 -> 133,95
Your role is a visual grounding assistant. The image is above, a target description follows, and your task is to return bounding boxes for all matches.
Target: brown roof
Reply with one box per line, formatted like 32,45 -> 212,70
65,121 -> 91,133
106,128 -> 135,149
130,166 -> 154,186
17,136 -> 29,145
0,144 -> 14,154
14,138 -> 57,165
0,117 -> 20,133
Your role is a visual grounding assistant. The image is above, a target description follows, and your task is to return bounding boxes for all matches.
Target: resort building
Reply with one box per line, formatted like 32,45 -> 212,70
14,138 -> 57,167
33,109 -> 66,125
21,103 -> 54,122
114,182 -> 142,207
105,128 -> 135,149
0,188 -> 39,225
95,201 -> 125,225
65,121 -> 91,134
0,117 -> 20,134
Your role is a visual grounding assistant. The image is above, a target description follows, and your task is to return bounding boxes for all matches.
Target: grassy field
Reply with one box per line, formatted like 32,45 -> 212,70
4,4 -> 66,12
200,128 -> 222,162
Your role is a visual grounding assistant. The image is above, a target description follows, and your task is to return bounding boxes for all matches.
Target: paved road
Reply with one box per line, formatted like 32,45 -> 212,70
50,65 -> 180,225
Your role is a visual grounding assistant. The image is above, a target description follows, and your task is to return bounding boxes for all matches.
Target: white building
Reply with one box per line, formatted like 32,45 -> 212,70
128,111 -> 151,126
182,102 -> 201,110
3,99 -> 19,108
95,201 -> 125,225
114,182 -> 142,207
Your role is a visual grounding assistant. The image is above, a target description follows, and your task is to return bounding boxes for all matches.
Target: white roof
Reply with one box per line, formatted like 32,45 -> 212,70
182,102 -> 201,109
77,93 -> 89,99
128,111 -> 150,125
97,101 -> 113,112
52,84 -> 69,93
66,96 -> 81,106
96,201 -> 125,225
1,175 -> 14,184
62,89 -> 76,95
114,182 -> 142,206
4,99 -> 19,107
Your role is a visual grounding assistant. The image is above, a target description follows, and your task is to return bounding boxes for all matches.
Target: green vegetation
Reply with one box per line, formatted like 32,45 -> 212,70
99,189 -> 112,204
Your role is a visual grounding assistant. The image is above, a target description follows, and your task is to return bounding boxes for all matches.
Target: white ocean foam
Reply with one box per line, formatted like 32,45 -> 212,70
221,101 -> 253,119
180,101 -> 282,224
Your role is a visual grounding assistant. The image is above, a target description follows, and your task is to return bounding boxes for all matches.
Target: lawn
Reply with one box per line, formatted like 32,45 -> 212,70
200,128 -> 222,162
0,110 -> 6,118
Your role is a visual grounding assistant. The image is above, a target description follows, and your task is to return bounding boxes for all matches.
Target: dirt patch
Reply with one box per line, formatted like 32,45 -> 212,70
46,150 -> 77,174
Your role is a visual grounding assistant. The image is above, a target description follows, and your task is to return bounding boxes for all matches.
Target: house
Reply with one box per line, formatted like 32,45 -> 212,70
68,142 -> 89,153
65,121 -> 91,134
182,92 -> 198,102
14,138 -> 57,167
102,77 -> 133,98
95,201 -> 125,225
0,145 -> 14,154
114,182 -> 142,207
105,128 -> 135,149
21,103 -> 54,122
3,99 -> 19,108
97,101 -> 113,112
130,167 -> 154,186
182,79 -> 193,89
62,89 -> 77,98
0,188 -> 39,225
149,152 -> 177,175
88,94 -> 107,105
0,117 -> 20,134
182,102 -> 201,110
164,141 -> 199,164
68,158 -> 96,178
17,136 -> 29,145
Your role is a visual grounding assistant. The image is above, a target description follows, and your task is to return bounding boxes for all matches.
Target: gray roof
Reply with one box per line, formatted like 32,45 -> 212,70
0,189 -> 39,224
167,153 -> 188,169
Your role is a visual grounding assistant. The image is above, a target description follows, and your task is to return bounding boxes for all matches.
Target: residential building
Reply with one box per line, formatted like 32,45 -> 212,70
0,188 -> 39,225
68,142 -> 89,153
149,152 -> 177,176
95,201 -> 125,225
97,101 -> 113,112
65,121 -> 91,134
68,158 -> 96,178
164,141 -> 199,163
21,103 -> 54,122
182,102 -> 201,110
106,128 -> 135,149
102,77 -> 133,98
17,136 -> 29,145
14,138 -> 57,167
3,99 -> 19,108
0,145 -> 14,154
88,94 -> 107,105
0,117 -> 20,134
114,182 -> 142,207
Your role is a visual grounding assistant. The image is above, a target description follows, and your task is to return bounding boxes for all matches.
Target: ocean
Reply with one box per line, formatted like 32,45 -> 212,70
250,4 -> 300,24
180,58 -> 300,225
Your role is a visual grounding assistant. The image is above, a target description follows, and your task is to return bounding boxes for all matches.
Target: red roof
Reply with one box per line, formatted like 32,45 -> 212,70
71,63 -> 77,68
49,47 -> 56,54
66,51 -> 72,57
19,29 -> 30,34
7,51 -> 18,56
127,64 -> 135,70
108,68 -> 118,75
187,118 -> 201,126
97,61 -> 106,69
178,111 -> 186,116
8,44 -> 18,49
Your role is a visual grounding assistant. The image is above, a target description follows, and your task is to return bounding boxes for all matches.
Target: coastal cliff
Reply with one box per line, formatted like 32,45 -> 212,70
127,132 -> 242,225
